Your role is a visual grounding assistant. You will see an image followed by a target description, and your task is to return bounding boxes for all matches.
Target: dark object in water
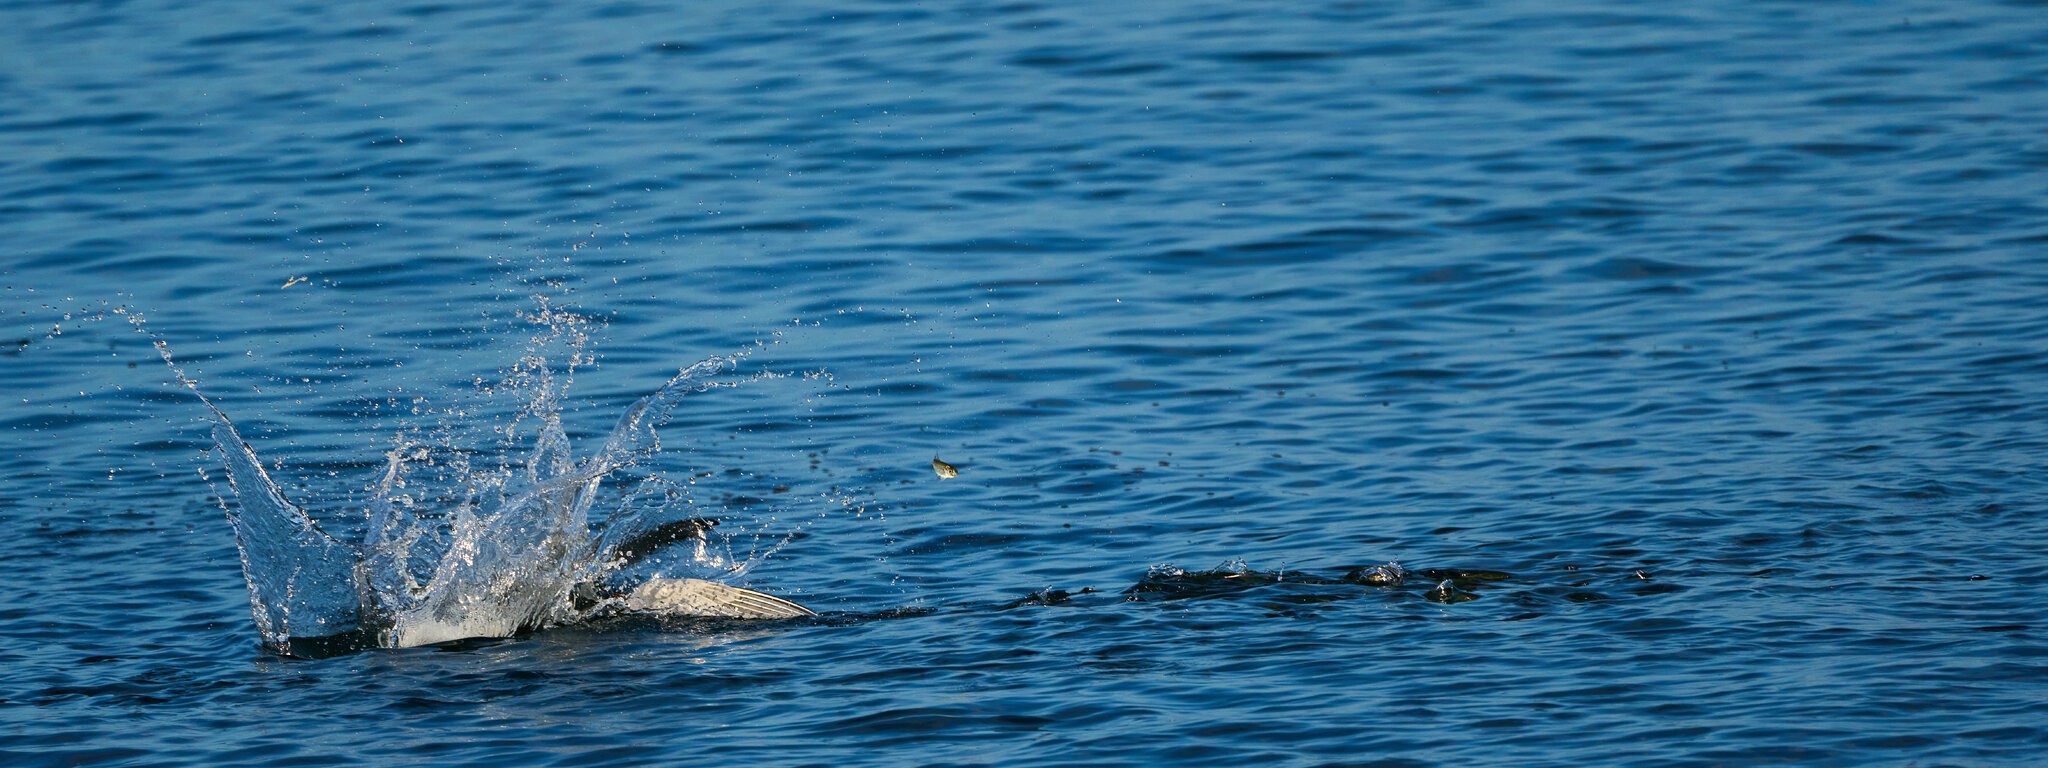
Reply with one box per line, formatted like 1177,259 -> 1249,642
1120,562 -> 1508,605
1424,579 -> 1478,604
1344,562 -> 1409,586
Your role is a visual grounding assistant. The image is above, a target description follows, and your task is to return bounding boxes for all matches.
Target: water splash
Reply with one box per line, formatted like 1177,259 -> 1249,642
369,354 -> 743,648
149,305 -> 820,656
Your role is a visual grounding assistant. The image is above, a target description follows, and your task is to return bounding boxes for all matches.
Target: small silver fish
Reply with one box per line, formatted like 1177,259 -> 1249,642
931,457 -> 959,479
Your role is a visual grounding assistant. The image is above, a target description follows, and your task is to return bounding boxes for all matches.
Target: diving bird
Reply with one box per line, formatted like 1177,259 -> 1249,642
574,517 -> 816,619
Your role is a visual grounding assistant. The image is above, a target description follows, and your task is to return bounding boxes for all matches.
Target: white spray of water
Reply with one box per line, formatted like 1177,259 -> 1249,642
141,301 -> 823,653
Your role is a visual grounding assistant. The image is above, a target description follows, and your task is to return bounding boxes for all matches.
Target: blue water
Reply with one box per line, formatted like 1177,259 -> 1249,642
6,0 -> 2048,765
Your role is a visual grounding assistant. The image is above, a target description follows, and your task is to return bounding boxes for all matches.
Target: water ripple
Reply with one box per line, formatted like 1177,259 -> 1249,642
5,0 -> 2048,765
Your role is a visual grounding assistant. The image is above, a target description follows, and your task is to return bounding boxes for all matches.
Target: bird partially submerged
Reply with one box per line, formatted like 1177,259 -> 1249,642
623,575 -> 815,620
167,347 -> 816,656
352,504 -> 812,652
573,517 -> 816,621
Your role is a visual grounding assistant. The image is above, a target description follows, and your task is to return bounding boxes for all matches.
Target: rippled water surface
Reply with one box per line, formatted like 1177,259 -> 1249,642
6,1 -> 2048,765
